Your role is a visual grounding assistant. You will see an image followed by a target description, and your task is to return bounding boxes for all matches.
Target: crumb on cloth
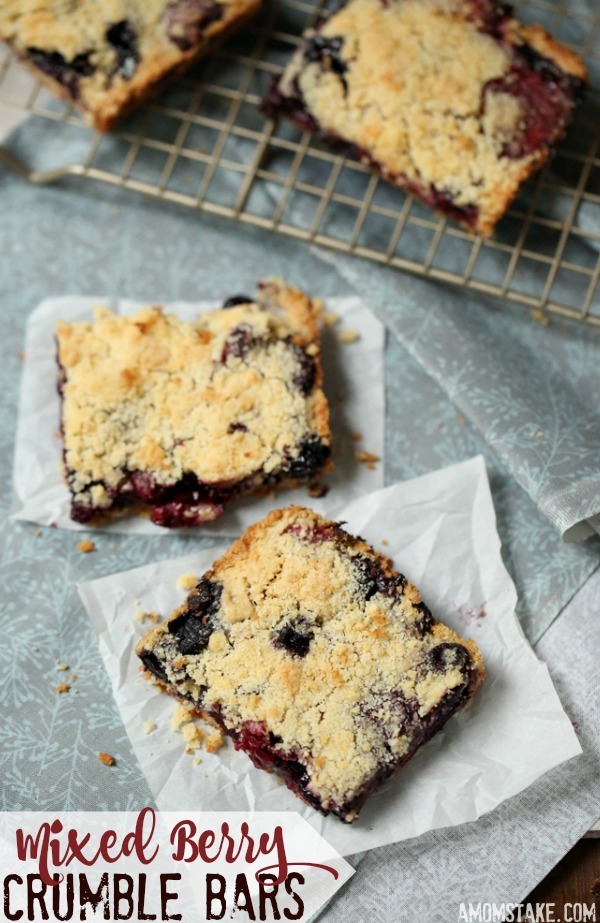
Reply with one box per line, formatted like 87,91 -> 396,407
98,752 -> 115,766
76,539 -> 95,554
55,683 -> 70,694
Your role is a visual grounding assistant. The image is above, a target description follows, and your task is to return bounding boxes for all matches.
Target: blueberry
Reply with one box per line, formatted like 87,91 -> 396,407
286,435 -> 331,480
165,0 -> 224,51
169,579 -> 223,655
27,48 -> 95,100
272,617 -> 315,658
221,325 -> 255,362
351,554 -> 406,601
222,295 -> 252,309
426,643 -> 470,674
106,20 -> 139,80
304,35 -> 347,81
228,422 -> 248,433
138,650 -> 168,683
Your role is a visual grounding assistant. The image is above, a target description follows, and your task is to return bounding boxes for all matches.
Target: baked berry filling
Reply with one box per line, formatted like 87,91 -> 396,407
222,295 -> 253,308
106,20 -> 139,80
304,34 -> 348,92
283,434 -> 332,480
168,579 -> 224,654
165,0 -> 224,51
27,48 -> 95,100
272,616 -> 315,657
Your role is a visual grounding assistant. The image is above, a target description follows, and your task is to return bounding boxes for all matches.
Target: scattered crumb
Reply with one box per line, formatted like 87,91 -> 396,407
338,329 -> 360,344
183,723 -> 204,752
355,451 -> 380,464
537,430 -> 544,438
171,703 -> 225,756
366,463 -> 377,471
204,729 -> 224,754
531,309 -> 549,327
56,663 -> 69,671
193,756 -> 201,766
350,431 -> 362,442
457,415 -> 466,426
176,572 -> 198,592
55,683 -> 70,694
381,539 -> 389,546
98,752 -> 115,766
134,609 -> 161,624
34,529 -> 42,538
76,539 -> 95,554
322,311 -> 340,327
171,703 -> 195,732
143,720 -> 157,736
19,351 -> 26,360
308,482 -> 329,499
70,674 -> 77,682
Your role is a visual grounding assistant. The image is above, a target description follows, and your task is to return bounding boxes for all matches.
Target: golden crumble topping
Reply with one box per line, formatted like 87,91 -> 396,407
56,280 -> 331,526
0,0 -> 261,130
137,506 -> 484,821
268,0 -> 587,235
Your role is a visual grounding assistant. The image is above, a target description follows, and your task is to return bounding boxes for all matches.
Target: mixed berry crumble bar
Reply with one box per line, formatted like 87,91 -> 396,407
56,281 -> 332,527
136,506 -> 485,821
262,0 -> 588,236
0,0 -> 261,131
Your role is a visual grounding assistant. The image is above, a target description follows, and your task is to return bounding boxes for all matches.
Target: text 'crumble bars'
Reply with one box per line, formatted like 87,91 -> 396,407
56,281 -> 332,528
262,0 -> 588,236
136,506 -> 485,822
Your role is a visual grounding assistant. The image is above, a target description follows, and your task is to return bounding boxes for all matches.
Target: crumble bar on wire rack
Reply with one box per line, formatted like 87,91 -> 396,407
56,280 -> 332,528
262,0 -> 588,236
136,505 -> 485,822
0,0 -> 262,131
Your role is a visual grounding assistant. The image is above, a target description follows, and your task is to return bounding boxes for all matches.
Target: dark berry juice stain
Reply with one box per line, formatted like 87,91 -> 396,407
27,49 -> 95,100
272,617 -> 315,657
106,20 -> 139,80
222,295 -> 252,308
165,0 -> 224,51
168,578 -> 224,655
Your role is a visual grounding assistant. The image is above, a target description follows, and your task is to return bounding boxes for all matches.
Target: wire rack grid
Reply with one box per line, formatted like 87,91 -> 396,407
1,0 -> 600,326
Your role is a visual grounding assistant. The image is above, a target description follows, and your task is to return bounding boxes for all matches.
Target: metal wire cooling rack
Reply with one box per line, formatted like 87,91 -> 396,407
1,0 -> 600,326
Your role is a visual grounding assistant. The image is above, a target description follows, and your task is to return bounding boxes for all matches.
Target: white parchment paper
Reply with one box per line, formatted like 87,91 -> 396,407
12,295 -> 384,535
78,456 -> 581,855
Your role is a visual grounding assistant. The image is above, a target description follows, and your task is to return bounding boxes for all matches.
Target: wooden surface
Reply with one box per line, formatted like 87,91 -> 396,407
527,839 -> 600,910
